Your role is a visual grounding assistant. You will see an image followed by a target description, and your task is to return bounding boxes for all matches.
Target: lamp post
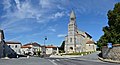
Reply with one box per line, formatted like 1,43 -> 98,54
44,36 -> 47,46
43,36 -> 47,57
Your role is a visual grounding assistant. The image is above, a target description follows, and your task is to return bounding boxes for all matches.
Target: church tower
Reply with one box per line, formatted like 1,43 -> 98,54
66,10 -> 78,53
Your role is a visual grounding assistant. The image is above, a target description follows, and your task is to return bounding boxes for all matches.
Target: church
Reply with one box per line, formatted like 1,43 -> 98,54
64,10 -> 96,53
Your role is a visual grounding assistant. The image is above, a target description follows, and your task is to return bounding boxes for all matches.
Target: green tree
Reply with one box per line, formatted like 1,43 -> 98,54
97,2 -> 120,48
59,41 -> 65,53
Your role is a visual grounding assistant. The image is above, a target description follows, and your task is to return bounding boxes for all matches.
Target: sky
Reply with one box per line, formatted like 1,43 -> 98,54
0,0 -> 120,46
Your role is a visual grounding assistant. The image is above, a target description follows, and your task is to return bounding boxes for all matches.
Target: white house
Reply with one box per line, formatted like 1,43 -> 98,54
45,45 -> 57,55
21,42 -> 41,55
6,41 -> 22,54
21,45 -> 32,55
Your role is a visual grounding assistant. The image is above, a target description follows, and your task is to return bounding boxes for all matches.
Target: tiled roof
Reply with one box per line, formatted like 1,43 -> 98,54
46,46 -> 56,48
23,42 -> 41,47
21,46 -> 31,48
5,41 -> 21,44
86,41 -> 94,44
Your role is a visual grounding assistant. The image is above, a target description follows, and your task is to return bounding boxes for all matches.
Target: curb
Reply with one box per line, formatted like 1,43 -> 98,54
98,57 -> 120,64
1,57 -> 10,60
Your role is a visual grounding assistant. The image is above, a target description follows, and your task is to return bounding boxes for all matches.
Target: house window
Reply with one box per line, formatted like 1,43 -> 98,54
15,45 -> 17,48
70,38 -> 72,42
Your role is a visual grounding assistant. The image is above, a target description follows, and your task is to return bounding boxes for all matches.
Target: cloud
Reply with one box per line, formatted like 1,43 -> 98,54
50,12 -> 65,19
48,27 -> 56,32
2,0 -> 11,10
57,34 -> 66,38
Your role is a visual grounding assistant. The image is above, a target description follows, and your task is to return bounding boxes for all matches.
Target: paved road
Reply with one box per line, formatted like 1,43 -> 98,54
0,57 -> 53,65
0,52 -> 119,65
47,58 -> 119,65
71,51 -> 101,61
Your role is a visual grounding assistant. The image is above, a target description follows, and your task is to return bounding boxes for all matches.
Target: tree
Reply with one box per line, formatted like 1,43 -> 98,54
59,41 -> 65,53
97,2 -> 120,48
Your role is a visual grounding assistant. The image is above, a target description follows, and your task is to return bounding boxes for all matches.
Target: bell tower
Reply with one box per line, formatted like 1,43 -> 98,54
67,10 -> 77,53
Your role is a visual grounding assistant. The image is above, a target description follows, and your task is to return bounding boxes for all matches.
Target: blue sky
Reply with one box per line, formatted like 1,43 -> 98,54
0,0 -> 120,46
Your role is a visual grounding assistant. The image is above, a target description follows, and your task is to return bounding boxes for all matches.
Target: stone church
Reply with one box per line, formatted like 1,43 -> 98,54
64,10 -> 96,53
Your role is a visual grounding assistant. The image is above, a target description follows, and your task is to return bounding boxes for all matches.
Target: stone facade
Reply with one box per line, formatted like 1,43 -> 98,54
102,45 -> 120,61
64,10 -> 96,53
0,30 -> 17,58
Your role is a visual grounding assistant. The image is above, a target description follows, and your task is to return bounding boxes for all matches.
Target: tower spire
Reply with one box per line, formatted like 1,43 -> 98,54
70,10 -> 76,19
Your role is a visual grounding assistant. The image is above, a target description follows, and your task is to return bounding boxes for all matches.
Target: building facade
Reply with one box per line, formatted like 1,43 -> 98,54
64,10 -> 96,53
21,42 -> 41,55
0,30 -> 18,58
45,45 -> 57,55
6,41 -> 22,54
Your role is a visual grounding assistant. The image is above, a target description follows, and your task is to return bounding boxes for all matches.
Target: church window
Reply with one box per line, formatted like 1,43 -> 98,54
70,38 -> 72,42
71,18 -> 74,20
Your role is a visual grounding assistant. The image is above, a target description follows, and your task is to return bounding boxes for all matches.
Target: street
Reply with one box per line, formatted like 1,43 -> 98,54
0,52 -> 119,65
0,57 -> 53,65
0,57 -> 119,65
47,58 -> 119,65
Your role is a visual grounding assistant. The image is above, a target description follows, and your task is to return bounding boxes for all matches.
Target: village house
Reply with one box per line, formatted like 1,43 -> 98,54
0,29 -> 19,58
45,45 -> 57,55
21,42 -> 41,55
5,41 -> 22,55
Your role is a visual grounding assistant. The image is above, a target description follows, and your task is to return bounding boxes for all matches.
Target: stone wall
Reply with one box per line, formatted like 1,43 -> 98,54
102,45 -> 120,61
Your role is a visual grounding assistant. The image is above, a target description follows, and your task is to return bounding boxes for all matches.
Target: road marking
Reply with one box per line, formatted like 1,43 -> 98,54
48,59 -> 58,65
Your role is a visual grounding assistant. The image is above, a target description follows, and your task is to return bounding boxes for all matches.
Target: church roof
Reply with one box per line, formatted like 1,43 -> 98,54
86,41 -> 94,44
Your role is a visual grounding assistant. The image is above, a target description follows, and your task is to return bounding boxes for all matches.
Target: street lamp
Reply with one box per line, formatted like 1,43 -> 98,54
44,36 -> 47,46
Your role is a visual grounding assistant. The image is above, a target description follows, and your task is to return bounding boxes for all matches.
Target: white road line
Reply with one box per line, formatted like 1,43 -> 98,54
48,59 -> 58,65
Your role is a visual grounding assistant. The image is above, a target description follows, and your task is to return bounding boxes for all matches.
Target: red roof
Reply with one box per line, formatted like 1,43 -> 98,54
23,42 -> 41,47
46,46 -> 56,48
21,46 -> 31,48
86,41 -> 94,44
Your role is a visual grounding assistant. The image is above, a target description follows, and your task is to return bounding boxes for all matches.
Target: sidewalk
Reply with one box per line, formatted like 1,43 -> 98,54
98,57 -> 120,64
49,55 -> 82,58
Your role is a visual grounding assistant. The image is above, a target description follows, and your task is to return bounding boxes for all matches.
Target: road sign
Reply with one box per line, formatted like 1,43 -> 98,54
107,43 -> 112,48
